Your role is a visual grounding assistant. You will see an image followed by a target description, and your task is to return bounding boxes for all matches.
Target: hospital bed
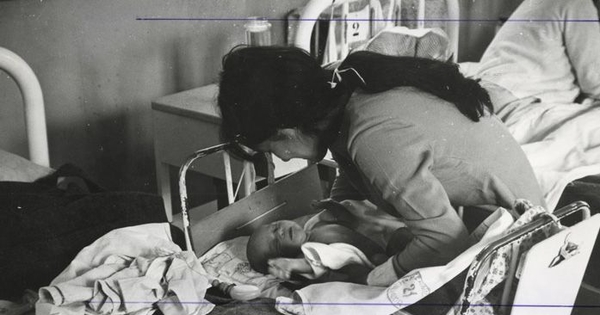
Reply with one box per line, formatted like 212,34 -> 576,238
2,0 -> 600,313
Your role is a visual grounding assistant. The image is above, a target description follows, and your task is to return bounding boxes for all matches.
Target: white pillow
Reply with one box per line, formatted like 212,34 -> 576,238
0,149 -> 53,182
357,26 -> 452,61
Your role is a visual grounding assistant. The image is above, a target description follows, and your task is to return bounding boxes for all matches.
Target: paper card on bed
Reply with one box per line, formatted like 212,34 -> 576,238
190,164 -> 323,256
510,214 -> 600,315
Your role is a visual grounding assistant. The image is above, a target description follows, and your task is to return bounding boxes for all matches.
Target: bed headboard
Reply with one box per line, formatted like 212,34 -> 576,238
0,47 -> 50,167
292,0 -> 460,63
189,164 -> 324,256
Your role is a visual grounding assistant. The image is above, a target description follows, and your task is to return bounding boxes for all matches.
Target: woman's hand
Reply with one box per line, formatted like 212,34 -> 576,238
267,258 -> 294,279
267,258 -> 312,280
311,198 -> 377,229
314,199 -> 408,246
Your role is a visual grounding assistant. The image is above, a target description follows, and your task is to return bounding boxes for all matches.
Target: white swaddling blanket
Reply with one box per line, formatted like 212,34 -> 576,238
299,242 -> 375,279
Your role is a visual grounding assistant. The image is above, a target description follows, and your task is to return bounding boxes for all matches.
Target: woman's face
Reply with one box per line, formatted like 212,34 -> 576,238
255,128 -> 326,163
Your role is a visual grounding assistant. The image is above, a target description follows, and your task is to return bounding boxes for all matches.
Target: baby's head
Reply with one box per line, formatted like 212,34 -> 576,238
246,220 -> 308,273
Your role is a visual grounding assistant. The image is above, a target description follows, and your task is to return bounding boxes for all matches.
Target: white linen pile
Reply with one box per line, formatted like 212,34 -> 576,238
36,223 -> 214,315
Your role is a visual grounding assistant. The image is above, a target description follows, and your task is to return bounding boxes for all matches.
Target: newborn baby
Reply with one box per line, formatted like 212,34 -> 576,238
246,200 -> 414,284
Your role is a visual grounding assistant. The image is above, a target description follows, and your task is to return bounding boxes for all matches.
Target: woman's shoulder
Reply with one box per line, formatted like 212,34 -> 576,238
343,88 -> 437,144
347,87 -> 452,123
351,86 -> 442,106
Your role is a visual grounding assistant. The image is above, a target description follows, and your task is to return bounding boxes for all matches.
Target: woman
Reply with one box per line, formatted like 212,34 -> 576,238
217,46 -> 544,286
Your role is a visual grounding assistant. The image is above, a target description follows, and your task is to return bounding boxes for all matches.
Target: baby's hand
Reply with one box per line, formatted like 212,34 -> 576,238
267,258 -> 295,280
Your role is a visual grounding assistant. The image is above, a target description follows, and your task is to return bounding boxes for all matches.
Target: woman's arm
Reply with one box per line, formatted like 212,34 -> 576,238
310,199 -> 360,227
315,199 -> 408,247
317,264 -> 371,284
349,112 -> 469,286
329,167 -> 365,201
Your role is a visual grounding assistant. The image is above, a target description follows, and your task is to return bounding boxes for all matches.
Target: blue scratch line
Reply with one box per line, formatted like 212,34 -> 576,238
85,300 -> 600,308
135,17 -> 600,23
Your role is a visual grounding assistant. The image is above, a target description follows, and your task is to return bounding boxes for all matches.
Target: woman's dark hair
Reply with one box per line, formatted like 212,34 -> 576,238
337,50 -> 493,121
217,46 -> 492,157
218,46 -> 337,153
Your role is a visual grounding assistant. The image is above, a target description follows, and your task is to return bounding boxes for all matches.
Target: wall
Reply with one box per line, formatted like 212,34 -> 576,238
0,0 -> 305,192
1,0 -> 524,192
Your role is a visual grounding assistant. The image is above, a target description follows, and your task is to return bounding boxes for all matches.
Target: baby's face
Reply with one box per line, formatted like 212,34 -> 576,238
253,220 -> 308,257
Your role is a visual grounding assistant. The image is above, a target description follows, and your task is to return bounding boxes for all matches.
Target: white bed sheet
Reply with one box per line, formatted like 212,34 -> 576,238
499,97 -> 600,210
0,149 -> 53,182
460,61 -> 600,211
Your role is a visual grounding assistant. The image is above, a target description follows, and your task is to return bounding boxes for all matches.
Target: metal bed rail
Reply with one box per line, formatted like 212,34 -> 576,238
177,142 -> 274,252
293,0 -> 460,63
0,46 -> 49,167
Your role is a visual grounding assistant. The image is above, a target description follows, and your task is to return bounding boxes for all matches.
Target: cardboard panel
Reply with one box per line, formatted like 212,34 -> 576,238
189,164 -> 324,256
511,214 -> 600,315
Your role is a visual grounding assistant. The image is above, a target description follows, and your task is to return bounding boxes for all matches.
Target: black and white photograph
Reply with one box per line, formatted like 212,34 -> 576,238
1,1 -> 600,314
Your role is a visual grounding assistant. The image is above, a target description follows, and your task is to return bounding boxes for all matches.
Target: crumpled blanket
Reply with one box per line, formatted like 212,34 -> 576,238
1,164 -> 168,301
36,223 -> 214,315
